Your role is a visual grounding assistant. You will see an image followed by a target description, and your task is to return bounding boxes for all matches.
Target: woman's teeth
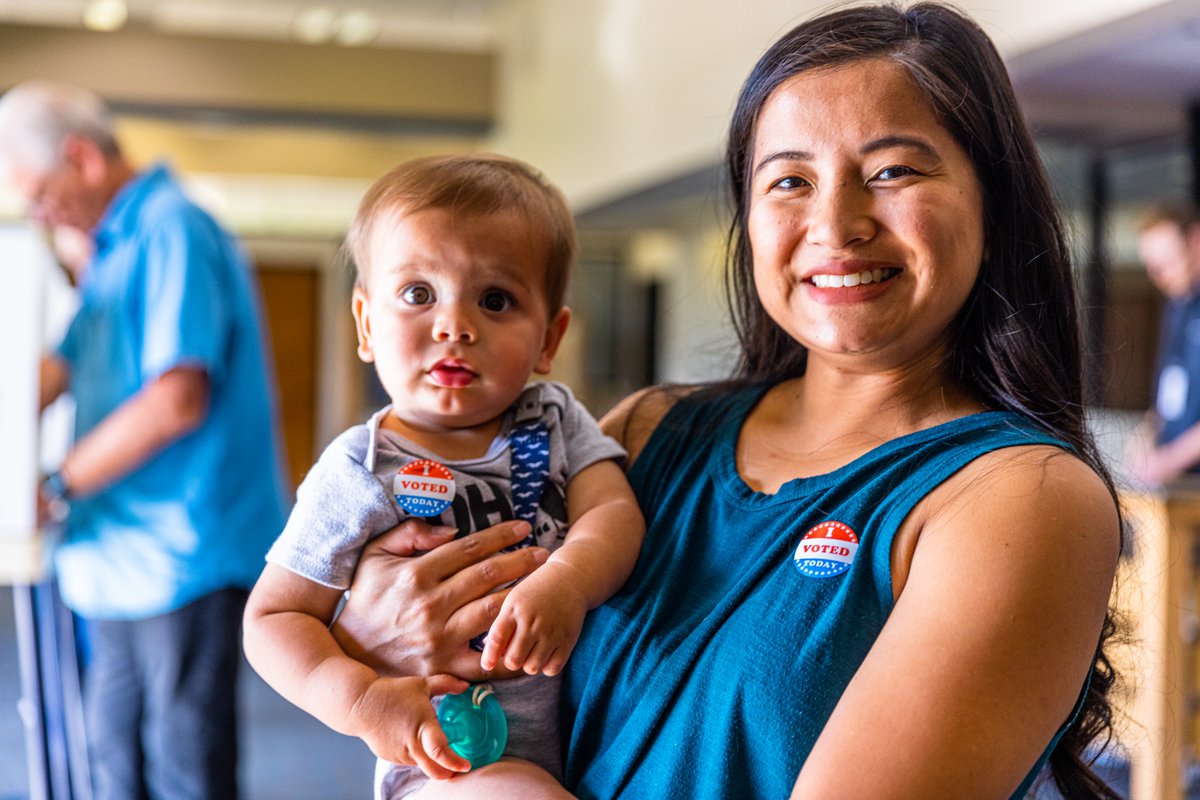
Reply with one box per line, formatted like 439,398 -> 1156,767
810,268 -> 897,288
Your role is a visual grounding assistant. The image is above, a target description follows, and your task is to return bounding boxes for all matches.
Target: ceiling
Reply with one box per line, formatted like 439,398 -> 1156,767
0,0 -> 507,51
1008,0 -> 1200,148
4,0 -> 1192,141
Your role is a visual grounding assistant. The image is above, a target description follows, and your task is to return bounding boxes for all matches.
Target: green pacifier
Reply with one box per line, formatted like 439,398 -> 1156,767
437,683 -> 507,769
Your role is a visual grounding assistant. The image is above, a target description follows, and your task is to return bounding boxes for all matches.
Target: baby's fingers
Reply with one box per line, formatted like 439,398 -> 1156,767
425,673 -> 470,698
481,612 -> 516,671
518,634 -> 561,675
502,622 -> 536,672
416,721 -> 471,779
541,645 -> 570,677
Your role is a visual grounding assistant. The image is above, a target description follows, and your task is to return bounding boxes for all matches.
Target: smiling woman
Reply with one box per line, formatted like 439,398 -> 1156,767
746,59 -> 984,365
331,5 -> 1123,799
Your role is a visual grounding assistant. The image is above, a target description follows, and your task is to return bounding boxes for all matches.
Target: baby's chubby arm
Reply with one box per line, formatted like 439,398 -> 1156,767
243,564 -> 471,779
481,459 -> 645,676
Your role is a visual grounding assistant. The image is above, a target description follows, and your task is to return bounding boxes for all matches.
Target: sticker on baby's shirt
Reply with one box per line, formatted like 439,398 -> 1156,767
793,520 -> 859,578
394,459 -> 456,516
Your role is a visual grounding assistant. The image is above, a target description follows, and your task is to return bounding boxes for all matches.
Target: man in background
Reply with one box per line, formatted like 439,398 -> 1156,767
0,81 -> 289,800
1128,204 -> 1200,484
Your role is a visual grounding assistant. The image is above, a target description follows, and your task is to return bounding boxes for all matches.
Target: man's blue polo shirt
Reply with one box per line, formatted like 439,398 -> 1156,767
1155,292 -> 1200,453
55,163 -> 289,619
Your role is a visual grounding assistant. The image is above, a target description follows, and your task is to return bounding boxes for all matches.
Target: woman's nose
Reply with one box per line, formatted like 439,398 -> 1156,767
804,181 -> 875,250
432,304 -> 477,343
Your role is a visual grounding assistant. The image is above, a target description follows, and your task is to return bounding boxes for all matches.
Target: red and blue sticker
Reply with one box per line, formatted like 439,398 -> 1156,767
793,520 -> 859,578
394,459 -> 455,517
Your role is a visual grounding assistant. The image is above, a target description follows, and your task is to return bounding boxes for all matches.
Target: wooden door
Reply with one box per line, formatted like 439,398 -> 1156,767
256,266 -> 319,493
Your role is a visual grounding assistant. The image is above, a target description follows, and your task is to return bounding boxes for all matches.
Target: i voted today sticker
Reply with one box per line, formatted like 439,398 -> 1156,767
794,520 -> 859,578
394,459 -> 455,517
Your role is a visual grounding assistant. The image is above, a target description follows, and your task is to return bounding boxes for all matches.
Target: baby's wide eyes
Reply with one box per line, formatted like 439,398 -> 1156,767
480,289 -> 515,312
401,284 -> 434,305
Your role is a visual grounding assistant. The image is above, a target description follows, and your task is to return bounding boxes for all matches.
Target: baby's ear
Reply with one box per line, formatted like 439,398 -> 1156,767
350,285 -> 375,363
534,307 -> 572,374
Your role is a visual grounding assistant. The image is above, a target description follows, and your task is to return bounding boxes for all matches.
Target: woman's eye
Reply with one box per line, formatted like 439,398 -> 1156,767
770,175 -> 809,191
400,284 -> 434,305
874,165 -> 918,182
480,290 -> 515,313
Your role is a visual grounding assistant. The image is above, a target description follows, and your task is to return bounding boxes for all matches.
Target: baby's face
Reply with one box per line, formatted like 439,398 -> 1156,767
353,207 -> 569,435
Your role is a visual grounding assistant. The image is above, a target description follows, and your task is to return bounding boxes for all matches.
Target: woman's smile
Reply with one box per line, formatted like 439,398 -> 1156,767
802,261 -> 901,299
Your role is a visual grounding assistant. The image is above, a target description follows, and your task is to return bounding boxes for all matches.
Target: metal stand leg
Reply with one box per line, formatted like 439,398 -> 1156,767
15,583 -> 51,800
12,580 -> 91,800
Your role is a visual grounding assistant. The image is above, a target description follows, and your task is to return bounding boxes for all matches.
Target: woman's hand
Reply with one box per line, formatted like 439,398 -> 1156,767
331,518 -> 549,682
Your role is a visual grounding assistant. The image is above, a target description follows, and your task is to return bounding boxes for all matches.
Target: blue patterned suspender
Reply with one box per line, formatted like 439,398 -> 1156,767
508,386 -> 551,548
469,386 -> 550,650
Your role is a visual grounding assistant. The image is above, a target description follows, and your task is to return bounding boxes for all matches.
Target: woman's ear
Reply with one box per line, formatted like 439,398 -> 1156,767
351,285 -> 375,363
534,307 -> 572,374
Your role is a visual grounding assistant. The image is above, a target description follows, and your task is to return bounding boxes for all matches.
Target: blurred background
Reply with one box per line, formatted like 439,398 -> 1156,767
0,0 -> 1198,797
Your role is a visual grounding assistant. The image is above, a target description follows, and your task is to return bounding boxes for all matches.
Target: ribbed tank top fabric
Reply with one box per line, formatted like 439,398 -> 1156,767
562,383 -> 1075,799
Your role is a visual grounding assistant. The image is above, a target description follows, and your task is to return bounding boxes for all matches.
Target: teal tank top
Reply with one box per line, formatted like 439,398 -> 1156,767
562,384 -> 1078,799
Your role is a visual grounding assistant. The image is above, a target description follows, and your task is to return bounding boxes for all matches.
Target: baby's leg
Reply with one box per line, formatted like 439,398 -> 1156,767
410,758 -> 575,799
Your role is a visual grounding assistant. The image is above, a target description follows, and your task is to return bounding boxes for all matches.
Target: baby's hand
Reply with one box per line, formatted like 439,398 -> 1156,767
480,563 -> 588,676
352,674 -> 472,780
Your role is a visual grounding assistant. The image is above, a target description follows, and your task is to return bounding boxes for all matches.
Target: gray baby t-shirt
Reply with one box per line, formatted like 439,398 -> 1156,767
266,381 -> 626,795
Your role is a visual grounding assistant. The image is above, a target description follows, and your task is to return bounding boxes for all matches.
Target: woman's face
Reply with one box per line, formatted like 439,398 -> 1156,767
747,58 -> 984,372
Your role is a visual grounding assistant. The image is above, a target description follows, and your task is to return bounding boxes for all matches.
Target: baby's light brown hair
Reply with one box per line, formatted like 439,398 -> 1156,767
345,153 -> 577,311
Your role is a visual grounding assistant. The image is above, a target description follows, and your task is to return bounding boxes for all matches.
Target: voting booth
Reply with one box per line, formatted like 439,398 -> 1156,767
1,226 -> 49,579
0,225 -> 89,800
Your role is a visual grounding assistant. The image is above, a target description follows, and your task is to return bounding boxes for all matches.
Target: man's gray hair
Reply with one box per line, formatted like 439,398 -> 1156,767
0,81 -> 119,173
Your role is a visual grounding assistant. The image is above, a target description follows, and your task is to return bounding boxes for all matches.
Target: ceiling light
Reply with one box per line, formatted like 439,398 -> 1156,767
82,0 -> 128,32
335,10 -> 380,47
294,6 -> 336,44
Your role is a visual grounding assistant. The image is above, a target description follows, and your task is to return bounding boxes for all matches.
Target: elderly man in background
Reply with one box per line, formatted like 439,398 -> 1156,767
0,81 -> 289,800
1129,204 -> 1200,484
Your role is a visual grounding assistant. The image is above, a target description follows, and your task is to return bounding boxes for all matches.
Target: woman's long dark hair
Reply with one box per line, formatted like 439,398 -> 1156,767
723,4 -> 1122,797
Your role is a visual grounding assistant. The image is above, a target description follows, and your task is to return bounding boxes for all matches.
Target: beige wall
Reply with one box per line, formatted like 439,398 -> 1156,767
490,0 -> 1170,211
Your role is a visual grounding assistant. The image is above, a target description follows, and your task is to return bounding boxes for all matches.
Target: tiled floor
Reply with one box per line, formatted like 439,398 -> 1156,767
0,588 -> 376,800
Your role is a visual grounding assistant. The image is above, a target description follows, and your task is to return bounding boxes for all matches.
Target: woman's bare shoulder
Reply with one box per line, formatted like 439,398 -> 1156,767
916,444 -> 1120,585
599,384 -> 704,467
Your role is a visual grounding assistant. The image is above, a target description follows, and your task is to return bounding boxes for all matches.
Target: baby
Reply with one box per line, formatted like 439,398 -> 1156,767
243,154 -> 645,798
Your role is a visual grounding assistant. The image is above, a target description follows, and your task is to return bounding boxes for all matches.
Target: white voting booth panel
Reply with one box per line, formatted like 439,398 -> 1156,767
0,224 -> 50,584
0,224 -> 90,800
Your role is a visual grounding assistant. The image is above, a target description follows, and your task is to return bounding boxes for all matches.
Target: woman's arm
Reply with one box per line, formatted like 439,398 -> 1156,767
791,446 -> 1119,799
